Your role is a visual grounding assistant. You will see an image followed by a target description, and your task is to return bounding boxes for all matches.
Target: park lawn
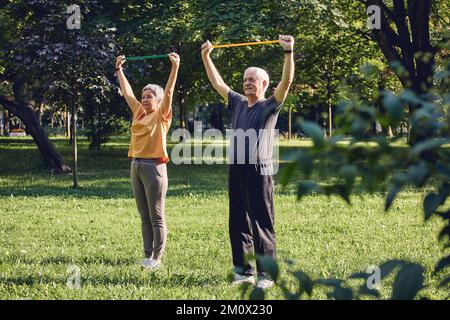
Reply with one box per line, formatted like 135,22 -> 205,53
0,136 -> 447,300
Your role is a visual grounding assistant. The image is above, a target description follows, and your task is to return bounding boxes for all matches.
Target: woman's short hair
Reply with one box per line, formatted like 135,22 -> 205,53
142,84 -> 164,101
244,67 -> 270,93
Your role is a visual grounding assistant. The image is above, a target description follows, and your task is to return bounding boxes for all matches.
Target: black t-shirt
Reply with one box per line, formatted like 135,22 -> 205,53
227,90 -> 283,165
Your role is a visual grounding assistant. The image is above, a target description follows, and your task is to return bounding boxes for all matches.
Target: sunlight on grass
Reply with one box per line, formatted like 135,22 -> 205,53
0,136 -> 446,299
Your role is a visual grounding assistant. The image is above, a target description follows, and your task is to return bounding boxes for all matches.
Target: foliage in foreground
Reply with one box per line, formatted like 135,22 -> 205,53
242,48 -> 450,301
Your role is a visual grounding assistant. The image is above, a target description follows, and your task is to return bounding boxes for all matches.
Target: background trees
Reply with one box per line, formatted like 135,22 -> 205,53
0,0 -> 448,170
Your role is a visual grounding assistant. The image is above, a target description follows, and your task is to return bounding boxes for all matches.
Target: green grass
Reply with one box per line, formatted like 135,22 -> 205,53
0,136 -> 447,299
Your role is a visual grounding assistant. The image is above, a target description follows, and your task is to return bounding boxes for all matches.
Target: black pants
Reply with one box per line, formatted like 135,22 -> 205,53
228,164 -> 276,276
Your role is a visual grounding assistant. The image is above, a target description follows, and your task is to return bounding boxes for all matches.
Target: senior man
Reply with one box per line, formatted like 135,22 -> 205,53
201,35 -> 295,288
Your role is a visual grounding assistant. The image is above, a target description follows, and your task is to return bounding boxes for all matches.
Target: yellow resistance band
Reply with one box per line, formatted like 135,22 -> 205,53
212,40 -> 279,49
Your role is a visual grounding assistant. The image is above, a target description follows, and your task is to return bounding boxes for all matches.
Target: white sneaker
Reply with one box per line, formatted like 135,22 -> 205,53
140,258 -> 161,271
231,273 -> 256,286
256,277 -> 274,289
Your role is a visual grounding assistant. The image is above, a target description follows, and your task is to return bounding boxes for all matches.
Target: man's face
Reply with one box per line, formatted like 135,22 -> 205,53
141,89 -> 160,112
243,71 -> 264,97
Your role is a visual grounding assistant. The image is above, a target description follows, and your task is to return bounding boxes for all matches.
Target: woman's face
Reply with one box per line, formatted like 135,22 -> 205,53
141,89 -> 160,112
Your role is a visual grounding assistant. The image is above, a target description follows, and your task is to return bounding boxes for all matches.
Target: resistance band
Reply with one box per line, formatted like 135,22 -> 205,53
125,39 -> 284,59
212,40 -> 279,49
125,54 -> 169,61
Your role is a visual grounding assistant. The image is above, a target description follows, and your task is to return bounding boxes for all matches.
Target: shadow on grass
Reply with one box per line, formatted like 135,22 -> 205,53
1,255 -> 137,266
0,136 -> 417,200
1,253 -> 224,287
0,163 -> 231,199
0,273 -> 223,288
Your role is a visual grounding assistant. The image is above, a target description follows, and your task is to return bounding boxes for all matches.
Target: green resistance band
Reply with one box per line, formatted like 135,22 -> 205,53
125,54 -> 168,61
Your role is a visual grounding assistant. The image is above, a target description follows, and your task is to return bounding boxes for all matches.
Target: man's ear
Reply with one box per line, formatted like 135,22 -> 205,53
262,80 -> 268,90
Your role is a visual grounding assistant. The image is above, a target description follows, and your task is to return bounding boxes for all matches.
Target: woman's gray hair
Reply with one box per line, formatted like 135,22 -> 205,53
142,84 -> 164,101
244,67 -> 270,93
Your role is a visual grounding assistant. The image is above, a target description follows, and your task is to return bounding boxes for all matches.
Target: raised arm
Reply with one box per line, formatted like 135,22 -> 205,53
274,35 -> 295,104
201,41 -> 230,102
161,52 -> 180,118
115,55 -> 140,111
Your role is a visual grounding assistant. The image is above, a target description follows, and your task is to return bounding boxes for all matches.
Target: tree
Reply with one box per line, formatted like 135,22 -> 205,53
358,0 -> 449,97
1,1 -> 120,180
0,2 -> 70,172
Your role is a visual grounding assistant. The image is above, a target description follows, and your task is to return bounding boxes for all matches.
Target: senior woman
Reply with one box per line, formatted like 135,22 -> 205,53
115,53 -> 180,271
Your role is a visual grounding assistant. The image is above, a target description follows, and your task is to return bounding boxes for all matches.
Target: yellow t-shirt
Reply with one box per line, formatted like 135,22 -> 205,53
127,98 -> 172,161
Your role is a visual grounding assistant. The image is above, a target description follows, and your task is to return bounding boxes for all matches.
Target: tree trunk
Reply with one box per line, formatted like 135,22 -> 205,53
66,111 -> 70,138
288,104 -> 292,140
328,101 -> 332,139
387,126 -> 393,138
0,110 -> 4,136
0,95 -> 71,173
325,60 -> 335,138
71,102 -> 79,188
69,112 -> 75,145
5,110 -> 10,135
38,102 -> 44,126
366,0 -> 436,99
178,94 -> 185,129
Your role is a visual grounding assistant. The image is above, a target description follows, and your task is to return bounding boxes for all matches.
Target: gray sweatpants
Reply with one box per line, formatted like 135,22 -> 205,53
130,158 -> 168,260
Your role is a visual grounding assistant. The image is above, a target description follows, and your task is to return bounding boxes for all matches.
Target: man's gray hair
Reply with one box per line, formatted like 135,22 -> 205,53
244,67 -> 270,92
142,84 -> 164,101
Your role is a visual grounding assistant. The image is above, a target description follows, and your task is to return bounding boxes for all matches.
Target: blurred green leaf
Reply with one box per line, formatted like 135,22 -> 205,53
249,287 -> 265,300
297,151 -> 313,177
256,255 -> 279,282
382,91 -> 404,125
336,184 -> 351,204
297,181 -> 319,200
407,162 -> 429,187
401,89 -> 422,106
339,164 -> 358,185
280,160 -> 297,189
385,185 -> 401,211
240,282 -> 253,300
411,139 -> 450,157
300,121 -> 325,148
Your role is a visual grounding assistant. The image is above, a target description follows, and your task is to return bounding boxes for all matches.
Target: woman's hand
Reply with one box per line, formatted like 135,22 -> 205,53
168,52 -> 180,67
115,55 -> 126,70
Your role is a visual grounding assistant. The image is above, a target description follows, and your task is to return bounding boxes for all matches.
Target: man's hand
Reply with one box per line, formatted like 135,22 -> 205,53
279,35 -> 294,51
201,41 -> 214,58
274,35 -> 295,103
168,52 -> 180,67
115,55 -> 126,70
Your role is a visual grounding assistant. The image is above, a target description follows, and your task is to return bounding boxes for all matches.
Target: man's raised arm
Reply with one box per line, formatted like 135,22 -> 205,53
201,41 -> 230,102
274,35 -> 295,104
